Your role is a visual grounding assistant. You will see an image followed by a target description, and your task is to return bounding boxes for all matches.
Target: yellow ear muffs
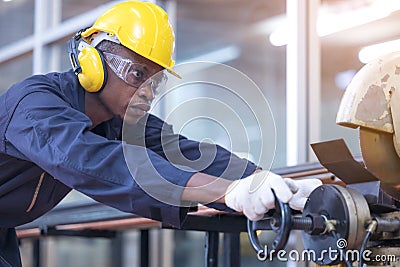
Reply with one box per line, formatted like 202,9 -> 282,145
68,31 -> 108,93
77,46 -> 108,93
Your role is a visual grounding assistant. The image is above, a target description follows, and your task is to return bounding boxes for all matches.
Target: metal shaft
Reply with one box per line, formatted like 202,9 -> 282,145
292,217 -> 313,231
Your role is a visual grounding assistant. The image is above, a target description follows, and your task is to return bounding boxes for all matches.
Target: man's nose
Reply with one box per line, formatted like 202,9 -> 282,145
137,82 -> 154,101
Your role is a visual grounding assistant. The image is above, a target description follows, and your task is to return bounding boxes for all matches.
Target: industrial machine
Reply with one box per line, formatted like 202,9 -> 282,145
248,52 -> 400,266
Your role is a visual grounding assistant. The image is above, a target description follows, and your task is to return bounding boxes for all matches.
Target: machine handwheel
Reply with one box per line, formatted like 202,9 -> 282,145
247,190 -> 292,258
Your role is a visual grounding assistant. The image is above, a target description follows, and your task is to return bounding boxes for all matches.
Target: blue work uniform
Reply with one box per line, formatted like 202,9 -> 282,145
0,70 -> 257,266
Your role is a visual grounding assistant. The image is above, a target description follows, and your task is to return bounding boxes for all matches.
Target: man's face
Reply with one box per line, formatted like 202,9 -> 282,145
100,47 -> 164,124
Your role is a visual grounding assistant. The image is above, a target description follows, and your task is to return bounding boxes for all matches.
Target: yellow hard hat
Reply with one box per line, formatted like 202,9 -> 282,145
81,1 -> 179,77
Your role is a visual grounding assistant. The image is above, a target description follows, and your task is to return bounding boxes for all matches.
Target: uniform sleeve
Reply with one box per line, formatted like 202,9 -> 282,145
125,114 -> 259,179
124,114 -> 259,212
5,92 -> 195,227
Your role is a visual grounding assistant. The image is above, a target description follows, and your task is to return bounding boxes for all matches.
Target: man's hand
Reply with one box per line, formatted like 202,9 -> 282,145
283,178 -> 322,211
225,171 -> 322,221
225,171 -> 293,221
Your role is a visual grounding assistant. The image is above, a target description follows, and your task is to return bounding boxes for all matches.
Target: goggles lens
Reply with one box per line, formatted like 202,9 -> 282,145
103,52 -> 167,94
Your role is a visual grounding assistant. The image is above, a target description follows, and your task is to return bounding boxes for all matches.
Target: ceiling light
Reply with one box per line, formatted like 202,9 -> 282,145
358,39 -> 400,63
335,70 -> 356,90
269,0 -> 400,47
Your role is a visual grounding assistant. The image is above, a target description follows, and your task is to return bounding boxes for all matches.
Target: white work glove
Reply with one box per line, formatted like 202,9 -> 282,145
283,178 -> 322,211
225,170 -> 323,221
225,171 -> 294,221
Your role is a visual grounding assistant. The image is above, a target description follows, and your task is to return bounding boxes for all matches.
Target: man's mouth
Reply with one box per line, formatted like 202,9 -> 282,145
128,103 -> 151,116
131,103 -> 150,111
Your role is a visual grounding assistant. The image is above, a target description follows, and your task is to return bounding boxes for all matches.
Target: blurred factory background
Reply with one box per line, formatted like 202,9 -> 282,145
1,0 -> 400,266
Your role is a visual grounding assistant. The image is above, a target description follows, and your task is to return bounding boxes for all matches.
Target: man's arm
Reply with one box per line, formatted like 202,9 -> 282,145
130,114 -> 322,220
182,170 -> 323,221
125,114 -> 259,180
181,167 -> 262,204
181,172 -> 232,204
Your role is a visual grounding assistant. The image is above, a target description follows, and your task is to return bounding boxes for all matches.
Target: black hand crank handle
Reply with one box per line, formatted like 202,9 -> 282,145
247,189 -> 292,258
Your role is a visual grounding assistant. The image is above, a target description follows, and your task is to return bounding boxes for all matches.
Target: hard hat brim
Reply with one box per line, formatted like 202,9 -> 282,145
167,68 -> 182,79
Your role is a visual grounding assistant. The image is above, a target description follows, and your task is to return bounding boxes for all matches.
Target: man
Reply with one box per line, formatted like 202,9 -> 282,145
0,1 -> 321,266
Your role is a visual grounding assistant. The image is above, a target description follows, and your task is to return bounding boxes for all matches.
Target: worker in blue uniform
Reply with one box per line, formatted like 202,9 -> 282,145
0,1 -> 322,266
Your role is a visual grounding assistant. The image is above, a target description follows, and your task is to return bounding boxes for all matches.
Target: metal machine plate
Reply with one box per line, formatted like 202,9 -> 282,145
302,184 -> 370,265
360,127 -> 400,200
311,139 -> 378,184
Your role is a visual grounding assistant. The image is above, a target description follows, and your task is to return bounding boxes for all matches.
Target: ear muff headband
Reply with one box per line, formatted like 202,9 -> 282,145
67,30 -> 108,93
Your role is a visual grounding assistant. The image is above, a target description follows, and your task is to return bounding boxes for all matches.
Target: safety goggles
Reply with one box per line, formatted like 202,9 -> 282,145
103,52 -> 167,94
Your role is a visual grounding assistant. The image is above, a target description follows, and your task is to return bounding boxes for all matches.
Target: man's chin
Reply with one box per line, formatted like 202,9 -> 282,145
123,113 -> 143,125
